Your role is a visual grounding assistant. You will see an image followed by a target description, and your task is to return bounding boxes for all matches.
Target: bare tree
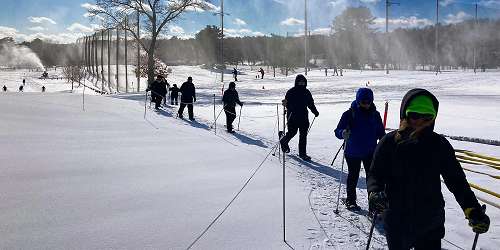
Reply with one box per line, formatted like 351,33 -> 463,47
88,0 -> 213,86
62,64 -> 86,92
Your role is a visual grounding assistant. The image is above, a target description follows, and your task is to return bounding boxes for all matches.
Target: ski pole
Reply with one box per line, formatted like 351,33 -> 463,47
237,105 -> 242,131
334,139 -> 347,214
330,141 -> 345,166
366,212 -> 378,250
307,116 -> 316,135
472,204 -> 487,250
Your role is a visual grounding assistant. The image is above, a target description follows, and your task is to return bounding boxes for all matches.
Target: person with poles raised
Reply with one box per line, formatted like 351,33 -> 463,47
367,88 -> 490,249
280,74 -> 319,161
334,87 -> 385,211
222,82 -> 243,133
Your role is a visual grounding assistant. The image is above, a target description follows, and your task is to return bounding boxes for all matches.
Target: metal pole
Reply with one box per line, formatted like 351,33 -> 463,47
125,16 -> 129,93
83,76 -> 85,111
116,27 -> 120,91
137,10 -> 141,92
94,33 -> 98,84
220,0 -> 224,83
472,205 -> 486,250
334,140 -> 346,214
303,0 -> 308,75
386,0 -> 389,74
107,29 -> 111,92
473,3 -> 477,74
435,0 -> 439,74
366,212 -> 378,250
101,30 -> 105,93
282,104 -> 286,242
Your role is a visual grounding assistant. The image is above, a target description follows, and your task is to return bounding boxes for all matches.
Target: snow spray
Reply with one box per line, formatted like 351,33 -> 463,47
0,43 -> 44,70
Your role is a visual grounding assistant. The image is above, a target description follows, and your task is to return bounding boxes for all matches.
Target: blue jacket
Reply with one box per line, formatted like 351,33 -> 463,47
334,101 -> 386,158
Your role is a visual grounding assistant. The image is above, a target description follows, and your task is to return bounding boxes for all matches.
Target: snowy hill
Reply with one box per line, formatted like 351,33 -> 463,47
1,67 -> 498,249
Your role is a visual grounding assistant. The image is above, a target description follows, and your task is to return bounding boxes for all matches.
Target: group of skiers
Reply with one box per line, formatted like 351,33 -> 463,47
147,75 -> 195,120
232,67 -> 265,82
276,75 -> 489,249
147,75 -> 180,109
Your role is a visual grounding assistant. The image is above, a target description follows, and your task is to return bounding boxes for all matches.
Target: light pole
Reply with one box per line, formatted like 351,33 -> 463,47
304,0 -> 308,75
386,0 -> 399,74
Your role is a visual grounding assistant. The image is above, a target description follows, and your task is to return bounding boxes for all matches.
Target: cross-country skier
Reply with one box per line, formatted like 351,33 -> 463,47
259,68 -> 264,79
367,88 -> 490,250
169,84 -> 179,105
19,85 -> 23,92
232,68 -> 238,82
280,74 -> 319,161
222,82 -> 243,133
2,85 -> 6,92
42,86 -> 45,92
148,75 -> 167,110
178,76 -> 196,120
334,88 -> 385,211
333,65 -> 338,76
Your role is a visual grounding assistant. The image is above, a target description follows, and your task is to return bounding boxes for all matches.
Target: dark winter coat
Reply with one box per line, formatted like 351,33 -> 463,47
284,85 -> 318,126
367,89 -> 480,242
169,86 -> 179,98
334,101 -> 385,158
222,88 -> 242,107
150,80 -> 167,97
180,81 -> 196,103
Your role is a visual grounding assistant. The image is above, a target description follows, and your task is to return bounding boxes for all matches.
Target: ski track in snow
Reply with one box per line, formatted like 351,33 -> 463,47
1,66 -> 499,249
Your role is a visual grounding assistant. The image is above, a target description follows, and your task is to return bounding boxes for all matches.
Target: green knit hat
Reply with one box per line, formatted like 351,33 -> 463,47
405,95 -> 437,119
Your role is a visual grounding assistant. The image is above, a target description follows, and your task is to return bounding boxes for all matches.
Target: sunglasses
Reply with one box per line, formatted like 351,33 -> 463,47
407,112 -> 434,121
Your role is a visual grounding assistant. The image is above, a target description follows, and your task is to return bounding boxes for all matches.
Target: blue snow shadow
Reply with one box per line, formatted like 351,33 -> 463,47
288,155 -> 367,190
230,132 -> 267,148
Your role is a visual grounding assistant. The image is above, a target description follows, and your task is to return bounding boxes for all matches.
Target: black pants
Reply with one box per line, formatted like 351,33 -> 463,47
152,95 -> 162,109
386,224 -> 443,250
178,103 -> 193,119
171,95 -> 178,105
225,106 -> 237,131
345,155 -> 372,203
281,121 -> 309,156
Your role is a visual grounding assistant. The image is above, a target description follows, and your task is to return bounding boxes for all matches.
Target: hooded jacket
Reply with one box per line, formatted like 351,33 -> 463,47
284,75 -> 318,125
334,99 -> 385,158
222,86 -> 242,108
180,81 -> 196,103
367,88 -> 480,241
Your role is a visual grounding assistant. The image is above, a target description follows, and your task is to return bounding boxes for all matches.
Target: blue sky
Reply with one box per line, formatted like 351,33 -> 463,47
0,0 -> 499,43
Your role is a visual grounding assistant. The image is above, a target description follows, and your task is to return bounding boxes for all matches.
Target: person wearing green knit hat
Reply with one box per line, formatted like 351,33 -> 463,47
405,95 -> 437,120
367,88 -> 489,250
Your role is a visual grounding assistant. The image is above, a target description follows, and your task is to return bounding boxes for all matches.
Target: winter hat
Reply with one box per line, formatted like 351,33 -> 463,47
405,95 -> 437,119
356,88 -> 374,104
229,82 -> 236,89
295,74 -> 307,87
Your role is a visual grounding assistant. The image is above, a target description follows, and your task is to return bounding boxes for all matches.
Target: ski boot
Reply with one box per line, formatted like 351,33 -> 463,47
299,154 -> 311,161
345,199 -> 361,211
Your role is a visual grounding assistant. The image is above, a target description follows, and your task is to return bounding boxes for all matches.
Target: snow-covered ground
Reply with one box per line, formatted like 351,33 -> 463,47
1,66 -> 498,249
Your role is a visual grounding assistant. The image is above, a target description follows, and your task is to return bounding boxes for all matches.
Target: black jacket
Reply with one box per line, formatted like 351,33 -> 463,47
367,89 -> 480,237
222,88 -> 242,107
150,80 -> 167,97
180,81 -> 196,103
169,86 -> 179,98
284,86 -> 318,125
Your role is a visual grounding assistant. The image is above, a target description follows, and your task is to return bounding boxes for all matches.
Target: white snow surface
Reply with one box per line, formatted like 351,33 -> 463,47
1,66 -> 499,249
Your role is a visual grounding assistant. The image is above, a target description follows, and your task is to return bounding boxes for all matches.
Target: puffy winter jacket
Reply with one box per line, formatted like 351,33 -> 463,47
180,81 -> 196,103
367,89 -> 480,242
284,85 -> 318,126
334,101 -> 385,158
222,88 -> 242,107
